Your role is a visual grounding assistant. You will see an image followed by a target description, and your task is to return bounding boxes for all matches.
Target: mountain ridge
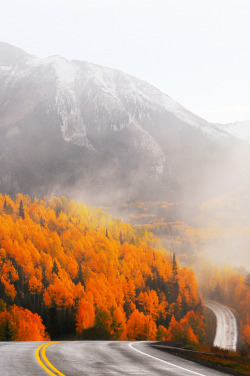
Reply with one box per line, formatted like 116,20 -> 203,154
0,42 -> 233,144
217,120 -> 250,143
0,42 -> 247,206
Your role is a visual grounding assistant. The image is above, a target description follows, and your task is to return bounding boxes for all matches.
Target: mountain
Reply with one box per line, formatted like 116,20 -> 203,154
0,42 -> 247,206
217,120 -> 250,143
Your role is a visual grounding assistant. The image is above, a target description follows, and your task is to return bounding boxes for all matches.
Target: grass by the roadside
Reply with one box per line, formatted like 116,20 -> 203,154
184,346 -> 250,375
154,343 -> 250,376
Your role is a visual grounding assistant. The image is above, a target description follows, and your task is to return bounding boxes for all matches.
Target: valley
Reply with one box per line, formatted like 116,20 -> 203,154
0,42 -> 249,366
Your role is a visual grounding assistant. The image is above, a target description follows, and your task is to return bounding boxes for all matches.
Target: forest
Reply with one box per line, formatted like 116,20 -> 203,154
0,194 -> 205,343
121,200 -> 250,347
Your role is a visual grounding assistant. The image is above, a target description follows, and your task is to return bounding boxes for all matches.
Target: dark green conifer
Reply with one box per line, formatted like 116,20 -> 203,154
40,216 -> 44,227
119,231 -> 123,244
4,320 -> 13,341
52,260 -> 59,275
172,253 -> 178,278
19,200 -> 25,219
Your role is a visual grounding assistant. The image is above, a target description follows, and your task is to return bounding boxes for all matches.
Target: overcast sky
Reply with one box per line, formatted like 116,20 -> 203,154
1,0 -> 250,123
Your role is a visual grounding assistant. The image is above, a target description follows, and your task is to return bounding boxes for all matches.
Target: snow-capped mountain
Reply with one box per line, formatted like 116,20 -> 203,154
0,42 -> 245,204
217,120 -> 250,143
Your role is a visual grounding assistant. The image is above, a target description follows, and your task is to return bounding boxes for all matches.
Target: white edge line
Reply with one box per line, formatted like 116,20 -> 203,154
129,342 -> 207,376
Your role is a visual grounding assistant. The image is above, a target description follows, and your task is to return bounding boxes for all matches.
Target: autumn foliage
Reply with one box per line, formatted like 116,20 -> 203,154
0,301 -> 49,340
124,199 -> 250,348
197,263 -> 250,346
0,194 -> 204,341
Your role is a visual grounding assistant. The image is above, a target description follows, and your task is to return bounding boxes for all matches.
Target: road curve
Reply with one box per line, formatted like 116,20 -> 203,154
0,340 -> 234,376
205,301 -> 238,351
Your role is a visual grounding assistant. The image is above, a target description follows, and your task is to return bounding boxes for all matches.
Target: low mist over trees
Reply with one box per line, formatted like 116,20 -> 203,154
0,194 -> 204,342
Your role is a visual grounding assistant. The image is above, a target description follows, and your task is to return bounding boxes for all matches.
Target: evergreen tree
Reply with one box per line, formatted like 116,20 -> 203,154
214,282 -> 222,300
105,229 -> 109,239
52,260 -> 59,275
40,216 -> 45,227
4,320 -> 13,341
75,263 -> 83,285
19,200 -> 25,219
3,199 -> 13,214
172,253 -> 178,278
119,231 -> 123,244
170,253 -> 179,304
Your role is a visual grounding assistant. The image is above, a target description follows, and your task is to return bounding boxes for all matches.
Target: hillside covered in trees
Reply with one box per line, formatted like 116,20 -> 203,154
0,194 -> 204,342
120,200 -> 250,348
197,263 -> 250,347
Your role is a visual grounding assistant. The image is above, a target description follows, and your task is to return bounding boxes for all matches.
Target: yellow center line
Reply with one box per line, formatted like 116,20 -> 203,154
35,342 -> 66,376
41,342 -> 66,376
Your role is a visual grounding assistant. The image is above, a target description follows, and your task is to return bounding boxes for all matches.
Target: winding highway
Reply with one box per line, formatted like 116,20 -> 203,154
205,301 -> 238,351
0,340 -> 234,376
0,302 -> 238,375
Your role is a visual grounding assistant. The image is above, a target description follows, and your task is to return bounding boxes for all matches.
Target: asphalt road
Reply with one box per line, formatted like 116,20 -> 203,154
205,301 -> 238,351
0,340 -> 234,376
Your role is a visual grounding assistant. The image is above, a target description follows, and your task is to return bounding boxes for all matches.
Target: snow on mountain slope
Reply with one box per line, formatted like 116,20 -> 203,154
0,42 -> 244,203
41,55 -> 231,143
1,42 -> 230,137
0,41 -> 233,153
